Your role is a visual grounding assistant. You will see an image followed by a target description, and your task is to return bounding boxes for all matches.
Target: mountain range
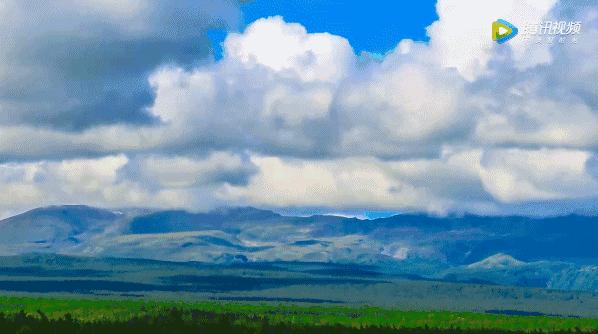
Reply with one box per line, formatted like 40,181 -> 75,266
0,205 -> 596,292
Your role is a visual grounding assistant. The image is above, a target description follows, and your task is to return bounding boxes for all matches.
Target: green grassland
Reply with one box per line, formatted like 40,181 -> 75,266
0,295 -> 597,333
1,254 -> 598,319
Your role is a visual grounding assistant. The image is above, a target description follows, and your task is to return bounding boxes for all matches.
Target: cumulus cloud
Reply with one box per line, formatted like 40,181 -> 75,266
0,152 -> 255,218
220,154 -> 473,214
335,49 -> 470,158
0,0 -> 596,216
427,0 -> 558,80
479,149 -> 598,203
220,149 -> 598,215
123,152 -> 256,189
223,17 -> 355,83
0,0 -> 241,130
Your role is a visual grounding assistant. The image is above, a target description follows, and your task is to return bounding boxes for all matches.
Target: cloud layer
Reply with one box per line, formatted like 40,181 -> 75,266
0,0 -> 240,130
0,0 -> 596,217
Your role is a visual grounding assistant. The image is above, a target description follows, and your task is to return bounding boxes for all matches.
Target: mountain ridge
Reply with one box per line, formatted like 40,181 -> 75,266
0,205 -> 596,292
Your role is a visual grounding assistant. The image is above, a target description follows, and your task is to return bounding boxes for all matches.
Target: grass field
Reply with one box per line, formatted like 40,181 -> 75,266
0,295 -> 597,333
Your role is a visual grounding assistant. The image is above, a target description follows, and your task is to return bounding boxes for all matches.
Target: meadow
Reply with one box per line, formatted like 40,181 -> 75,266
0,295 -> 597,333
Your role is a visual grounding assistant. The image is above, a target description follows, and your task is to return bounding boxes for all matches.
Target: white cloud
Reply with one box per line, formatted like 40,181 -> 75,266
336,57 -> 469,157
143,16 -> 472,160
220,148 -> 597,214
0,153 -> 255,218
479,149 -> 598,203
145,17 -> 354,157
220,155 -> 424,210
0,2 -> 597,216
474,98 -> 598,149
125,152 -> 256,188
223,16 -> 355,83
0,155 -> 137,217
428,0 -> 557,80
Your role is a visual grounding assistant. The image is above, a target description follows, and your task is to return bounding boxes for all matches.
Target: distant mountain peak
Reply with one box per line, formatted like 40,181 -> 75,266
467,253 -> 525,269
5,205 -> 120,222
127,206 -> 281,234
212,206 -> 280,220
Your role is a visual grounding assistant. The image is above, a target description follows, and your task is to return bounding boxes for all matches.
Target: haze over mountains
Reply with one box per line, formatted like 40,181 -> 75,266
0,205 -> 596,292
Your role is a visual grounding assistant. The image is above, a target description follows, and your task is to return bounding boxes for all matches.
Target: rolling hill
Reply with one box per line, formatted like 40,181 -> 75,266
0,205 -> 596,293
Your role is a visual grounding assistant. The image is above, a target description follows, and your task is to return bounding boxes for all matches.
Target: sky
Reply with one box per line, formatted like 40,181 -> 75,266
237,1 -> 437,57
0,0 -> 597,218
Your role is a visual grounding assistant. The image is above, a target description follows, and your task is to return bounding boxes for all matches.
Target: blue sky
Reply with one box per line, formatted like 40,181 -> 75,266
209,1 -> 437,59
242,0 -> 438,54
